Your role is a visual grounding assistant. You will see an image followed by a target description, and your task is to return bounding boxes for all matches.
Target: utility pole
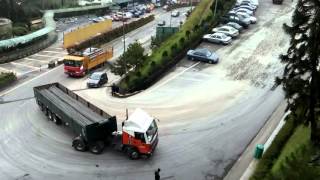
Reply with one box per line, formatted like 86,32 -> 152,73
213,0 -> 218,16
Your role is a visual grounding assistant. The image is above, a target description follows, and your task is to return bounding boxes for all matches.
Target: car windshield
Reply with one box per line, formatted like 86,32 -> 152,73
220,33 -> 227,38
146,120 -> 158,142
90,73 -> 101,80
64,60 -> 82,67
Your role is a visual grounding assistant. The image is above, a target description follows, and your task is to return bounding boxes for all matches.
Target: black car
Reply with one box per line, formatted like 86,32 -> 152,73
158,20 -> 166,26
220,15 -> 250,29
87,72 -> 108,88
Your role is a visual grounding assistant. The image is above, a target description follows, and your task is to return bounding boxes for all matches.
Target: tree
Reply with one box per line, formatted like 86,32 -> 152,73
277,0 -> 320,143
111,41 -> 147,76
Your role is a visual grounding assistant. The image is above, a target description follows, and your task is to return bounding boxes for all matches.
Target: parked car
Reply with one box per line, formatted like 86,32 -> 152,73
220,15 -> 250,28
234,8 -> 254,15
236,12 -> 257,24
171,11 -> 180,17
212,25 -> 239,38
225,22 -> 243,32
242,0 -> 259,7
239,3 -> 257,10
187,48 -> 219,64
87,72 -> 108,88
202,32 -> 232,45
238,5 -> 256,12
158,20 -> 166,26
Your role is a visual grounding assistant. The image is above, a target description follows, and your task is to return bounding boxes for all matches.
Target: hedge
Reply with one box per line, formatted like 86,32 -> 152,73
250,115 -> 297,180
116,0 -> 236,94
0,72 -> 17,89
70,15 -> 155,51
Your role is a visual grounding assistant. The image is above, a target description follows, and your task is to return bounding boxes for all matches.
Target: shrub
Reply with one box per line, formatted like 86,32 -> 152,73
12,26 -> 28,36
0,72 -> 17,88
250,116 -> 297,180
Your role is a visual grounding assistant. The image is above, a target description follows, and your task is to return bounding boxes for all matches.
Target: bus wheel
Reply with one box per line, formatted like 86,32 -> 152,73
72,137 -> 87,152
89,141 -> 105,154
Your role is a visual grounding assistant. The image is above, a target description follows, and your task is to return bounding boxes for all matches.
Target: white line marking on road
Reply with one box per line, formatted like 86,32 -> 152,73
148,62 -> 200,93
42,50 -> 67,54
11,62 -> 40,70
33,54 -> 62,59
53,47 -> 63,50
24,57 -> 49,63
0,65 -> 61,97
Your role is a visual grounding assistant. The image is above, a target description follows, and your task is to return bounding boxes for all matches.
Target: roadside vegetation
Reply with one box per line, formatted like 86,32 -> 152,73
251,0 -> 320,179
0,72 -> 17,89
116,0 -> 236,93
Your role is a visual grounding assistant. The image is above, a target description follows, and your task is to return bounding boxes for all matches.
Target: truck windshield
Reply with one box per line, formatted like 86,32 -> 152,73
64,60 -> 82,67
146,120 -> 158,142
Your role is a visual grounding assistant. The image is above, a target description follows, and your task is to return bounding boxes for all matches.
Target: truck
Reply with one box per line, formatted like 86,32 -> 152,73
33,83 -> 159,159
272,0 -> 283,4
63,47 -> 113,77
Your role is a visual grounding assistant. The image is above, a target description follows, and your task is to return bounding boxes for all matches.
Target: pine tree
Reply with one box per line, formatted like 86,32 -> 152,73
277,0 -> 320,143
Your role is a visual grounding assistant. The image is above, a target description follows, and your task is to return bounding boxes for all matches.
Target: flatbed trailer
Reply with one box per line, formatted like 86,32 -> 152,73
34,83 -> 159,159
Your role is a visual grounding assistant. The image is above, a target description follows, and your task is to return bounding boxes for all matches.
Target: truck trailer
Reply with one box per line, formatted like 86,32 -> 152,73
33,83 -> 158,159
64,47 -> 113,77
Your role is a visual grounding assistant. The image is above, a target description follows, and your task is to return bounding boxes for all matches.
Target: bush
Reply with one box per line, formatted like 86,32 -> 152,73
0,72 -> 17,88
12,26 -> 28,36
250,116 -> 297,180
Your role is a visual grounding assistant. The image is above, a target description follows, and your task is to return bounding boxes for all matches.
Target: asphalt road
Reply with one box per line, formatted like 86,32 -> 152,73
0,1 -> 296,180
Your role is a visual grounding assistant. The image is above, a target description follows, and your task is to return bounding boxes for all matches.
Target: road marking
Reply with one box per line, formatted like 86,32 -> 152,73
11,62 -> 40,70
53,47 -> 63,50
0,65 -> 61,97
24,57 -> 49,63
148,62 -> 200,93
33,54 -> 62,59
42,50 -> 67,54
0,66 -> 12,73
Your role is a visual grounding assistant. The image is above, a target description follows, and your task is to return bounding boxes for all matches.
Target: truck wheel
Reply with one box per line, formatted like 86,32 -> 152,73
48,111 -> 53,121
89,141 -> 105,154
53,114 -> 62,125
72,137 -> 87,152
127,148 -> 140,160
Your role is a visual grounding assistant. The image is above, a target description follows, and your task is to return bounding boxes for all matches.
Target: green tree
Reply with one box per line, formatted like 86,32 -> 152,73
277,0 -> 320,143
111,41 -> 147,76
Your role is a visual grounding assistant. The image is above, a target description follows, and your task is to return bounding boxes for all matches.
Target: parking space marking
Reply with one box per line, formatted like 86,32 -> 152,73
148,62 -> 200,93
42,50 -> 67,54
33,54 -> 62,59
25,57 -> 49,63
54,47 -> 63,50
11,62 -> 40,70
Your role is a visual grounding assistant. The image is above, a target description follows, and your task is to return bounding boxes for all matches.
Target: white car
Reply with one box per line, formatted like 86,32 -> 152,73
236,12 -> 257,24
202,32 -> 232,45
234,8 -> 254,15
242,0 -> 259,7
212,26 -> 239,38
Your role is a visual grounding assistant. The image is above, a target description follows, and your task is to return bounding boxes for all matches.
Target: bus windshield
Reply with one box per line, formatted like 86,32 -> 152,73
146,120 -> 158,142
64,60 -> 82,67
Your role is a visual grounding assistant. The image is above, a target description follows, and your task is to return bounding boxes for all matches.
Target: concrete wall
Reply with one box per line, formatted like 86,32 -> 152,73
0,18 -> 12,40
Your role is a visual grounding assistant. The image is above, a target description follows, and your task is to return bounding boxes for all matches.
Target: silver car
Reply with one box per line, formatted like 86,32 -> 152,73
212,25 -> 239,38
236,12 -> 257,24
202,32 -> 232,45
187,48 -> 219,64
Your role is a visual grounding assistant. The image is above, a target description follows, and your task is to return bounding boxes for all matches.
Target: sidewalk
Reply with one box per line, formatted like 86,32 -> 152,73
224,100 -> 288,180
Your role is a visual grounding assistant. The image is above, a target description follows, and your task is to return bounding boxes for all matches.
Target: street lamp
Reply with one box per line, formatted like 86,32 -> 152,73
213,0 -> 218,16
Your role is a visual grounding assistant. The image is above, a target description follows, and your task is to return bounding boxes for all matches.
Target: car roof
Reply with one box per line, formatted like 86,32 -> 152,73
195,48 -> 210,53
213,32 -> 226,36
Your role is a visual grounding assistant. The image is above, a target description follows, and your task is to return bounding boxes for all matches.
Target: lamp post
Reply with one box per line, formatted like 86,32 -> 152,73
213,0 -> 218,16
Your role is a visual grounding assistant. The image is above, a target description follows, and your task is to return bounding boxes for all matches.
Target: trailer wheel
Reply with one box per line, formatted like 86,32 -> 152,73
48,111 -> 53,121
52,114 -> 62,125
72,137 -> 87,152
127,148 -> 140,160
89,141 -> 105,154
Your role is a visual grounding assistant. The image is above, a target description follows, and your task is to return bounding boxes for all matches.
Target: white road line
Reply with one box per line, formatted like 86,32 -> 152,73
53,47 -> 63,50
42,50 -> 67,54
148,62 -> 200,93
0,66 -> 12,73
33,54 -> 62,59
24,57 -> 50,63
11,62 -> 40,70
0,65 -> 61,97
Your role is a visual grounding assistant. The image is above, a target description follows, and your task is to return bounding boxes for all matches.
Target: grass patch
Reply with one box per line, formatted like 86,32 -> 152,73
271,125 -> 310,173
